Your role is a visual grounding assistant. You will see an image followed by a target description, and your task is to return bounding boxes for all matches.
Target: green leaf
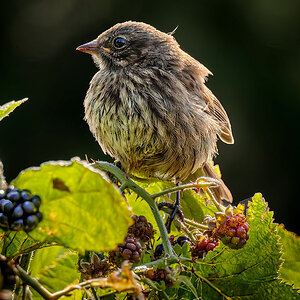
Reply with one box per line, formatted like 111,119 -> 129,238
181,189 -> 217,223
277,224 -> 300,289
11,158 -> 132,253
0,98 -> 28,121
36,251 -> 79,292
192,193 -> 300,299
0,231 -> 45,258
30,245 -> 68,277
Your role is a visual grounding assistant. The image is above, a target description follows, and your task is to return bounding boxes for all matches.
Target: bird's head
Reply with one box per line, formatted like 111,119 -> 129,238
76,21 -> 179,69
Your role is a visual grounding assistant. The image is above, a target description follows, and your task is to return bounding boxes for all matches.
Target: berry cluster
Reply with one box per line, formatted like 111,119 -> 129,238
191,238 -> 219,259
0,186 -> 42,232
109,234 -> 142,265
214,214 -> 249,249
127,215 -> 154,243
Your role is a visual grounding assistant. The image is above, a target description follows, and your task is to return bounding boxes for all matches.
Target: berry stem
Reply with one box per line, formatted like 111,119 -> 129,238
184,218 -> 211,231
150,179 -> 219,199
91,161 -> 175,259
204,188 -> 225,212
133,255 -> 191,272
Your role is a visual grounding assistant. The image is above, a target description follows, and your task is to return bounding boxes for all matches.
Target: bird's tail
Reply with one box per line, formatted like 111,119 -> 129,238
202,162 -> 233,203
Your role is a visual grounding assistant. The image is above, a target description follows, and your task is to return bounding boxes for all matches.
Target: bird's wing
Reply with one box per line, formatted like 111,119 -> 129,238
182,60 -> 234,144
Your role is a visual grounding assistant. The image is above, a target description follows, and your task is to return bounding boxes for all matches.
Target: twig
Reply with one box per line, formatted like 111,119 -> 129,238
150,180 -> 219,199
184,218 -> 211,231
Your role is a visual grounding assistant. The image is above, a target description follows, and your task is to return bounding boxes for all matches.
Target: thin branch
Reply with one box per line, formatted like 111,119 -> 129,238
184,218 -> 211,231
150,180 -> 219,199
15,265 -> 53,299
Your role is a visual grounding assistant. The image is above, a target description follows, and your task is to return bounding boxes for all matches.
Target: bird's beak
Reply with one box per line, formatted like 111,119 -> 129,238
76,40 -> 99,54
76,40 -> 111,55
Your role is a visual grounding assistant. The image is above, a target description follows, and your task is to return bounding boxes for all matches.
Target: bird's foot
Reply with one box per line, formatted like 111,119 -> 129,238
158,190 -> 184,233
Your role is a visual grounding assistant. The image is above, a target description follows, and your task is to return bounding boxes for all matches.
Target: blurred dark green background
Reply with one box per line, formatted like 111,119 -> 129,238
0,1 -> 299,233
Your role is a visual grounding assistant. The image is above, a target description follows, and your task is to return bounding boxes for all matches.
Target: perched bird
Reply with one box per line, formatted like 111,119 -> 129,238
77,21 -> 234,203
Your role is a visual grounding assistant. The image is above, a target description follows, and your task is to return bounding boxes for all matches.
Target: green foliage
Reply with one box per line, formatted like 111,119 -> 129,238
188,193 -> 299,299
0,98 -> 28,121
11,159 -> 132,253
0,101 -> 299,298
0,231 -> 45,258
34,250 -> 79,292
277,224 -> 300,289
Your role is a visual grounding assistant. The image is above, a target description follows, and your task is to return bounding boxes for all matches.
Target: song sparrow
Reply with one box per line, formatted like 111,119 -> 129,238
77,21 -> 234,203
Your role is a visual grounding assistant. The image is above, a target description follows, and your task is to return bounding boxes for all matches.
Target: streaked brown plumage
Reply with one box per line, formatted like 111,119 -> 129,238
77,21 -> 234,202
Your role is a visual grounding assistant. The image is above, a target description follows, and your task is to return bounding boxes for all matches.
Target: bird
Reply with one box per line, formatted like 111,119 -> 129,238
77,21 -> 234,226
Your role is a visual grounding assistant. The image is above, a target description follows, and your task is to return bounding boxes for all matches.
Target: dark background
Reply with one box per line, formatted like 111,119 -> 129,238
0,1 -> 299,233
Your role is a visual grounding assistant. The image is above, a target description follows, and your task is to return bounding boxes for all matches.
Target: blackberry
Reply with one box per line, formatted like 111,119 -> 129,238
154,243 -> 165,259
214,214 -> 249,249
109,234 -> 142,265
174,236 -> 191,247
191,237 -> 219,259
0,186 -> 42,232
153,236 -> 177,259
127,215 -> 155,243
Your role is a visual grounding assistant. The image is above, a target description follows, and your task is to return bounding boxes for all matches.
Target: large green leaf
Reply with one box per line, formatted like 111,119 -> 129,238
277,224 -> 300,289
0,98 -> 28,121
191,193 -> 300,299
11,159 -> 132,252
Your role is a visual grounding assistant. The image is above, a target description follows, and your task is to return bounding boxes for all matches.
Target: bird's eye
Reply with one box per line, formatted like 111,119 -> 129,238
113,37 -> 126,49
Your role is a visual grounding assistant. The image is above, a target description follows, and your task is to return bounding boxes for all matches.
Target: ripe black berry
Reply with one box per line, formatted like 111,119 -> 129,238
0,186 -> 42,232
154,243 -> 164,259
175,236 -> 190,247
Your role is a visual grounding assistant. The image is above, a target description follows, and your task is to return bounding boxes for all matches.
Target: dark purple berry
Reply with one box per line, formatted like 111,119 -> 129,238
24,215 -> 39,231
31,195 -> 41,208
20,190 -> 32,201
1,200 -> 14,214
22,201 -> 36,214
12,205 -> 23,219
154,243 -> 164,258
11,219 -> 24,231
6,191 -> 20,202
0,213 -> 9,228
36,211 -> 43,221
175,236 -> 191,247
